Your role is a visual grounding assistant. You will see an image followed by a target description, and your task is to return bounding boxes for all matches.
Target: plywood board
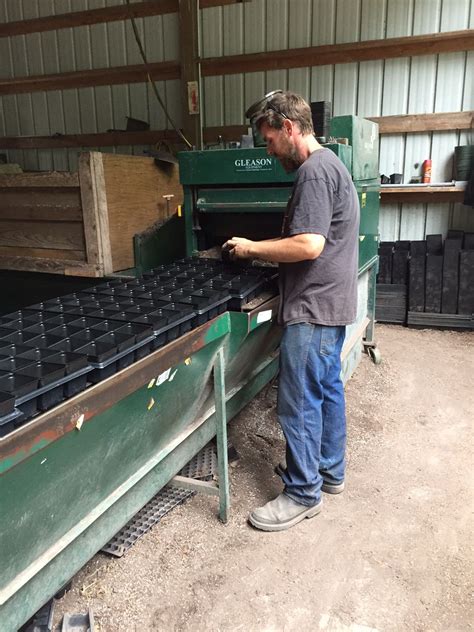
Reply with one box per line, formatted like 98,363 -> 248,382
101,153 -> 183,271
0,171 -> 79,188
0,255 -> 97,275
0,219 -> 85,250
0,246 -> 86,261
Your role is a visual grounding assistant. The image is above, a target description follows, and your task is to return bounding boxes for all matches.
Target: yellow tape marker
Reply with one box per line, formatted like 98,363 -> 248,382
148,397 -> 155,410
184,357 -> 192,366
147,378 -> 156,389
177,205 -> 182,217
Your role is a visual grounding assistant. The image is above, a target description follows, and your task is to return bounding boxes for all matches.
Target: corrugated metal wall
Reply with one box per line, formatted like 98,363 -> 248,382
200,0 -> 474,240
0,0 -> 472,239
0,0 -> 181,171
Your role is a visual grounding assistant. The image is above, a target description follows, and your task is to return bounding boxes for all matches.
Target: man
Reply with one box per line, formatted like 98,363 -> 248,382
224,91 -> 359,532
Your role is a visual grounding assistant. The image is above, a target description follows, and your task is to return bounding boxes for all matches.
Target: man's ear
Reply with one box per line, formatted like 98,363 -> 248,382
283,119 -> 293,136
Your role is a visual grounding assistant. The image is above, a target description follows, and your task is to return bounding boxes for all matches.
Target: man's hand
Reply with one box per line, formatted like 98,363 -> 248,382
223,237 -> 255,260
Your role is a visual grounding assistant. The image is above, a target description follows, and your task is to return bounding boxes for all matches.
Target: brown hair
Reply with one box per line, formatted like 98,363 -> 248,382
254,91 -> 314,135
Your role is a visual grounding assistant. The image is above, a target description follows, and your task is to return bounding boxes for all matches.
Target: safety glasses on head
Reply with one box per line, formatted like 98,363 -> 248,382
264,99 -> 290,121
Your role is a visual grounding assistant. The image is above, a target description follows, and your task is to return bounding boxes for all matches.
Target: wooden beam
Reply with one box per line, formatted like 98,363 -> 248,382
179,0 -> 203,149
1,30 -> 470,97
0,206 -> 83,222
0,127 -> 249,150
369,111 -> 474,134
0,0 -> 243,38
0,172 -> 79,187
380,185 -> 465,203
1,30 -> 471,97
0,130 -> 180,150
2,110 -> 471,151
78,152 -> 113,275
0,61 -> 180,96
201,29 -> 474,76
0,256 -> 99,276
0,246 -> 86,261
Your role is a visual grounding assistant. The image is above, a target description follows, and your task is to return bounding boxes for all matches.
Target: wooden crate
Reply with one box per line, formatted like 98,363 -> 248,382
0,152 -> 183,276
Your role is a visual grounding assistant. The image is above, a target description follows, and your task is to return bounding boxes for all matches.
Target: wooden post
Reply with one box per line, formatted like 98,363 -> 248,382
178,0 -> 202,149
78,152 -> 113,275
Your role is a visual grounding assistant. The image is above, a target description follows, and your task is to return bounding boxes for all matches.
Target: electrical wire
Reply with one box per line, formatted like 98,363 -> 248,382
125,0 -> 193,149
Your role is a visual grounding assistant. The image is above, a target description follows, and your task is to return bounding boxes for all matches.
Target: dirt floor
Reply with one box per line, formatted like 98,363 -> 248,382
51,325 -> 473,632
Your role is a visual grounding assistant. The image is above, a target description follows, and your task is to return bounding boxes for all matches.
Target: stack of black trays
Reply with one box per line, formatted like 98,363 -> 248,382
376,241 -> 409,324
310,101 -> 332,138
0,258 -> 278,437
376,232 -> 474,329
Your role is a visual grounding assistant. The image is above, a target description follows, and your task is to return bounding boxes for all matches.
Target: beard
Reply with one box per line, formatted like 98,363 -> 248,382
277,139 -> 305,173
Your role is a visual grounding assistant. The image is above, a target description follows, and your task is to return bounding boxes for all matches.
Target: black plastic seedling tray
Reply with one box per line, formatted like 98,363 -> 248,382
19,361 -> 66,386
157,302 -> 199,334
0,355 -> 34,372
1,308 -> 43,323
33,312 -> 80,326
0,406 -> 24,438
144,307 -> 196,350
0,319 -> 22,332
17,347 -> 88,374
19,362 -> 66,411
0,370 -> 39,399
0,390 -> 15,416
84,333 -> 155,383
17,364 -> 93,413
0,343 -> 33,358
29,333 -> 71,352
173,289 -> 229,326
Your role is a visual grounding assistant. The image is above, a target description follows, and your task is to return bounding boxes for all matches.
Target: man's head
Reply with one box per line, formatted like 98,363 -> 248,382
253,91 -> 315,172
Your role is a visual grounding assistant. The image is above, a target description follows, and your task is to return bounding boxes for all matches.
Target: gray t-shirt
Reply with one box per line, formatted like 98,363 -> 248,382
278,147 -> 360,326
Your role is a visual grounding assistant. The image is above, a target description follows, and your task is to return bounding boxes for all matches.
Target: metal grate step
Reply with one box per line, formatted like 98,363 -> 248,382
101,443 -> 217,557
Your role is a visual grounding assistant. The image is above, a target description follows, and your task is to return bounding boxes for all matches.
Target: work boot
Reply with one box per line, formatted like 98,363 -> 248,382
274,462 -> 345,495
248,493 -> 322,532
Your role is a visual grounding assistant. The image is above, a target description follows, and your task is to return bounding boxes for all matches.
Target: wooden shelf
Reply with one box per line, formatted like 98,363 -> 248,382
380,184 -> 466,203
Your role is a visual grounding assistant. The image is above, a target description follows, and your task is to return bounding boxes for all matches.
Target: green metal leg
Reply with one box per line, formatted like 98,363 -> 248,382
214,347 -> 230,523
169,347 -> 230,521
364,262 -> 377,346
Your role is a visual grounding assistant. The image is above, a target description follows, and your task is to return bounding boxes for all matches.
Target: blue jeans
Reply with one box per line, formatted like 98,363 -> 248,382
277,323 -> 346,506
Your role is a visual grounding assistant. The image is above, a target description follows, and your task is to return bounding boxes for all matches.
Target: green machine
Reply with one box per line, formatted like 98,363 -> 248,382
178,114 -> 381,371
0,116 -> 379,631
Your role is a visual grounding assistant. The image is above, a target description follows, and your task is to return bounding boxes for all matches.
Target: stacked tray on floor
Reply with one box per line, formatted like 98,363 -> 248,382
0,257 -> 278,437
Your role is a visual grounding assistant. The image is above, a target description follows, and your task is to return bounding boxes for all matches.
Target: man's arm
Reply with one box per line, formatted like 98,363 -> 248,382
224,233 -> 325,263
